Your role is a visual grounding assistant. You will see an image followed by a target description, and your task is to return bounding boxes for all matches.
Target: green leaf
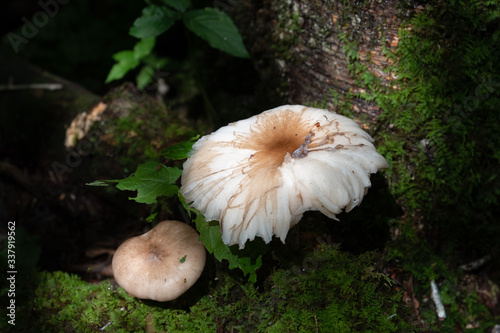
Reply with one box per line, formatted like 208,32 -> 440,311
106,37 -> 157,85
142,54 -> 170,69
179,193 -> 261,283
112,50 -> 135,62
133,37 -> 156,60
98,161 -> 182,204
146,212 -> 158,223
136,65 -> 155,90
160,0 -> 191,13
160,135 -> 200,160
130,5 -> 181,38
183,8 -> 250,58
105,51 -> 140,83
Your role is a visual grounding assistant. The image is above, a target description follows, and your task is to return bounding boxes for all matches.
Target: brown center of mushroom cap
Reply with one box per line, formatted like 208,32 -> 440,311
146,244 -> 164,263
238,110 -> 313,168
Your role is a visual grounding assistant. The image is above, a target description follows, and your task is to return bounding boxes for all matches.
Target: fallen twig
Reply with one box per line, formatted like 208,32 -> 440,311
430,280 -> 446,320
459,254 -> 492,271
0,83 -> 63,91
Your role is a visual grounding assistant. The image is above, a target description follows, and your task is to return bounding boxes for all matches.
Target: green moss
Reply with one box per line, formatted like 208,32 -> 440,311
337,0 -> 500,330
29,271 -> 216,332
25,246 -> 415,332
266,246 -> 413,332
339,0 -> 500,260
100,84 -> 198,166
381,1 -> 500,258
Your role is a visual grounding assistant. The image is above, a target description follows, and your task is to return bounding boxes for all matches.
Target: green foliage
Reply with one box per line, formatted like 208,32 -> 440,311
106,0 -> 249,89
88,161 -> 182,204
183,8 -> 250,58
160,135 -> 199,160
129,5 -> 181,38
105,37 -> 169,89
89,137 -> 262,282
179,194 -> 262,283
115,162 -> 180,204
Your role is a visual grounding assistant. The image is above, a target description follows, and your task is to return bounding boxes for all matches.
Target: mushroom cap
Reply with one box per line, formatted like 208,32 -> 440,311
112,220 -> 206,302
181,105 -> 389,249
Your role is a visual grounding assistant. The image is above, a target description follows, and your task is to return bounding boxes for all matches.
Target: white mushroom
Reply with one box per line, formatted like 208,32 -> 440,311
112,220 -> 206,302
181,105 -> 389,249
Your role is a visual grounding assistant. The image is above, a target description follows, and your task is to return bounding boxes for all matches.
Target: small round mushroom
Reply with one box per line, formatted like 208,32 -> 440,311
181,105 -> 389,249
112,220 -> 206,302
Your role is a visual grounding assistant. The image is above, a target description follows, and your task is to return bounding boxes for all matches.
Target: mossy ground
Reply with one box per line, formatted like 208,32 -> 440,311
2,246 -> 414,332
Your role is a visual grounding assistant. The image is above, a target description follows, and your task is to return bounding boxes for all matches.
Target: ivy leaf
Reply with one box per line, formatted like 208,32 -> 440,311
160,0 -> 191,13
88,161 -> 182,204
130,5 -> 181,38
179,193 -> 262,283
183,8 -> 250,58
160,135 -> 200,160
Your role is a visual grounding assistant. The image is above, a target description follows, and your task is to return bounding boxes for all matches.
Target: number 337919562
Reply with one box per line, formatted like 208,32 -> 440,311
7,221 -> 16,266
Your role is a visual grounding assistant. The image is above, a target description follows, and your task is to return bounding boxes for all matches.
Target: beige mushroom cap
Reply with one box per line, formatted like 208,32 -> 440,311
112,220 -> 206,302
181,105 -> 389,249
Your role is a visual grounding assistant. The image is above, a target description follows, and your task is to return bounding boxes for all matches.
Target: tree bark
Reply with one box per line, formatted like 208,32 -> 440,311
236,0 -> 411,124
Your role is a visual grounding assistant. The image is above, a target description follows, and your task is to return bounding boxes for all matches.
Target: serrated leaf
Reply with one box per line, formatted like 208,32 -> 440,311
160,0 -> 191,13
130,5 -> 181,38
179,193 -> 261,283
160,135 -> 200,160
133,37 -> 156,60
115,161 -> 182,204
183,8 -> 250,58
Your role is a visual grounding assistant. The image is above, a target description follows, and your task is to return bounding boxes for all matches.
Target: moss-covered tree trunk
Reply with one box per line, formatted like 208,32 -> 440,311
236,0 -> 409,123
